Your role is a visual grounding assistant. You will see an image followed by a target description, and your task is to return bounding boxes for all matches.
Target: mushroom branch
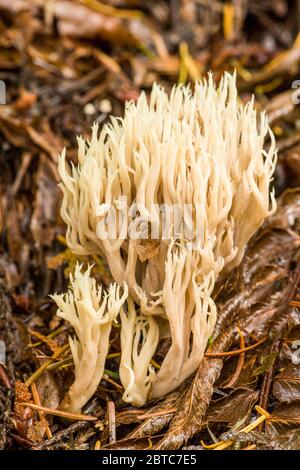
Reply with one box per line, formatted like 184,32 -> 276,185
54,72 -> 277,405
119,296 -> 159,406
50,264 -> 128,413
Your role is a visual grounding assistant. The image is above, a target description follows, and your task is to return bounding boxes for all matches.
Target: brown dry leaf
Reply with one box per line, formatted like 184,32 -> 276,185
36,371 -> 61,410
29,329 -> 60,354
13,89 -> 37,112
131,413 -> 173,439
205,388 -> 259,426
54,0 -> 147,48
55,1 -> 127,39
0,257 -> 20,292
262,33 -> 300,76
213,226 -> 300,338
252,352 -> 277,376
220,355 -> 258,389
266,399 -> 300,436
0,282 -> 31,376
47,252 -> 68,271
239,33 -> 300,88
265,90 -> 296,124
27,421 -> 48,443
125,389 -> 182,439
4,200 -> 26,263
30,154 -> 59,249
136,239 -> 160,262
273,364 -> 300,403
47,248 -> 81,278
279,143 -> 300,188
259,429 -> 300,450
263,188 -> 300,232
0,112 -> 61,164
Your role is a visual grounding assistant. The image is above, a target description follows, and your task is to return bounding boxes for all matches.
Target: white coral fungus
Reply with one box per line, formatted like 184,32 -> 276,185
54,72 -> 277,406
119,297 -> 159,406
51,264 -> 128,413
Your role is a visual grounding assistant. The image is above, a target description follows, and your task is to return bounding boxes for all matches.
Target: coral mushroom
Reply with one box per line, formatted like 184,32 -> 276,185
51,264 -> 128,413
54,72 -> 277,405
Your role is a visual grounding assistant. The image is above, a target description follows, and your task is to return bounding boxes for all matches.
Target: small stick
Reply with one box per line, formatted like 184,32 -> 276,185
102,374 -> 123,391
223,327 -> 245,388
107,401 -> 116,444
258,339 -> 280,431
30,382 -> 52,439
94,440 -> 101,450
25,343 -> 69,387
150,359 -> 161,369
28,329 -> 60,353
106,352 -> 121,359
242,444 -> 256,450
20,402 -> 97,421
205,337 -> 266,358
34,400 -> 99,450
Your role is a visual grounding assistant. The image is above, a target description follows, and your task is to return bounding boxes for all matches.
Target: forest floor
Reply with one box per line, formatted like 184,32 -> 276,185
1,0 -> 300,450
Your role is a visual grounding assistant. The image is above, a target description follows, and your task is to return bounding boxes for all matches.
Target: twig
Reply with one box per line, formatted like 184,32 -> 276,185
46,357 -> 73,371
30,383 -> 52,439
150,358 -> 161,369
20,402 -> 97,421
10,433 -> 33,448
242,444 -> 257,450
258,339 -> 281,431
223,327 -> 245,388
205,337 -> 266,358
94,440 -> 101,450
28,325 -> 65,349
28,329 -> 60,354
107,401 -> 116,444
223,3 -> 235,41
10,152 -> 33,197
34,401 -> 99,450
25,343 -> 69,387
79,0 -> 143,19
106,352 -> 121,359
178,42 -> 201,84
102,374 -> 123,391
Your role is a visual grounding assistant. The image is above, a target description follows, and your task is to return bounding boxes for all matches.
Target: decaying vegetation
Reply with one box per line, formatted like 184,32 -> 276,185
1,0 -> 300,451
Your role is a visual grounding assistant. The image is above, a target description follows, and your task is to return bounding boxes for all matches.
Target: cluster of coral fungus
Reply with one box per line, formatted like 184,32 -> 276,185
51,72 -> 277,412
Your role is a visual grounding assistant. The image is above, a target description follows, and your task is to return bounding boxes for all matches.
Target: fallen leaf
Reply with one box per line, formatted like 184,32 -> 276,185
273,364 -> 300,403
253,352 -> 277,376
136,239 -> 160,262
30,154 -> 59,249
206,388 -> 259,425
27,421 -> 48,443
266,399 -> 300,436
